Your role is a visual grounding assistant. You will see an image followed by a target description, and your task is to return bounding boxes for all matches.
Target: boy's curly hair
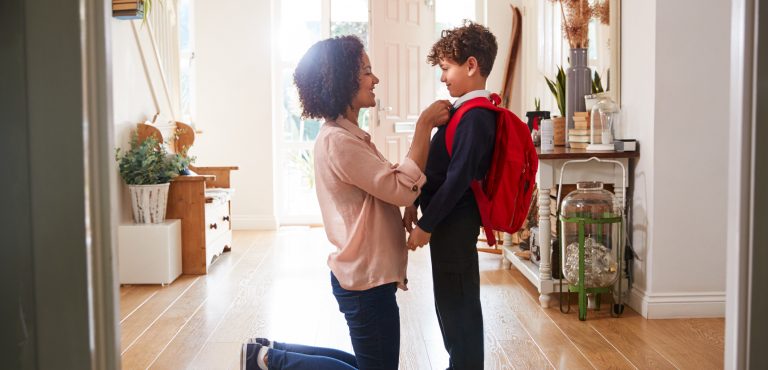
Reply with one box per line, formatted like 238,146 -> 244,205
294,35 -> 365,120
427,21 -> 498,77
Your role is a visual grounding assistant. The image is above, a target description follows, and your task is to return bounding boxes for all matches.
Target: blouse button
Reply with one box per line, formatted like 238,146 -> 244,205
411,185 -> 418,192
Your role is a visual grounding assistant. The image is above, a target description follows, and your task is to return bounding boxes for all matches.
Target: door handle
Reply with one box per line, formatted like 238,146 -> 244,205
376,99 -> 393,127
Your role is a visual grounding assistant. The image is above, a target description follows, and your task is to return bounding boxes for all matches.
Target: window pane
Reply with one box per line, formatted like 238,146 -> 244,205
434,0 -> 475,99
281,148 -> 321,217
180,57 -> 192,119
358,108 -> 370,132
282,68 -> 322,142
179,0 -> 192,52
280,0 -> 322,63
178,0 -> 194,121
331,0 -> 369,47
435,0 -> 475,36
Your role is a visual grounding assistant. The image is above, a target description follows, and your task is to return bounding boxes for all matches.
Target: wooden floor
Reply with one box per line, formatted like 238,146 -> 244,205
119,228 -> 724,369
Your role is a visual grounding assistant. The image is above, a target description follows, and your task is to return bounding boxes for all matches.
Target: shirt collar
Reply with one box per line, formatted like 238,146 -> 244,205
331,115 -> 371,142
453,89 -> 491,109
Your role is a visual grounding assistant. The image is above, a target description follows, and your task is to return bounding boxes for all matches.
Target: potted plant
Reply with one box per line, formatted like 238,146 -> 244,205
584,70 -> 606,111
115,133 -> 193,223
545,65 -> 567,146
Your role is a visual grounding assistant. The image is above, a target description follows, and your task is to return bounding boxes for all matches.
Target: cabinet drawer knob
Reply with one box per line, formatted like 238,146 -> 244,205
209,223 -> 218,230
223,216 -> 230,222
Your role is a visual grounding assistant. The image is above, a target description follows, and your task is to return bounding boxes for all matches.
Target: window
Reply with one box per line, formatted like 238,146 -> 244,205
434,0 -> 476,100
178,0 -> 195,123
276,0 -> 369,225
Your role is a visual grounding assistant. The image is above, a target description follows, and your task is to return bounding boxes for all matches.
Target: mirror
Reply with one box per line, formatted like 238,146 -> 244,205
586,0 -> 620,105
558,0 -> 621,103
602,0 -> 620,105
523,0 -> 621,115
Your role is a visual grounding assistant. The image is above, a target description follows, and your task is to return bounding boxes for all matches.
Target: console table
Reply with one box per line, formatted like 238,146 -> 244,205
501,147 -> 639,308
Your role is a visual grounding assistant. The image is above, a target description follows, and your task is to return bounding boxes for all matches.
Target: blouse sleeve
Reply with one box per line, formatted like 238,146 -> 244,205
328,133 -> 426,207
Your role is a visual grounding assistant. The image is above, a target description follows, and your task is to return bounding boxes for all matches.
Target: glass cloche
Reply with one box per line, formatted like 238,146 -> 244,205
560,181 -> 620,288
587,96 -> 620,151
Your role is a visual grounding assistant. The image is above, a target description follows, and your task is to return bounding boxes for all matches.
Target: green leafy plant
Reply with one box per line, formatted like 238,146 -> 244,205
544,65 -> 566,116
115,133 -> 194,185
592,70 -> 605,94
534,98 -> 541,111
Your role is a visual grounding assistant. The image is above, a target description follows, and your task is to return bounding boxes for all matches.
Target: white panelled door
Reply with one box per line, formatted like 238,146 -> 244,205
370,0 -> 435,164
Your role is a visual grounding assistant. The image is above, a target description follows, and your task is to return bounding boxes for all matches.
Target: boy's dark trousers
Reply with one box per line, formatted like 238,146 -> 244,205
428,203 -> 484,370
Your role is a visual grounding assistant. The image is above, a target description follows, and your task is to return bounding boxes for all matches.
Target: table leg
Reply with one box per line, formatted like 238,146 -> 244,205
501,232 -> 512,269
538,188 -> 552,307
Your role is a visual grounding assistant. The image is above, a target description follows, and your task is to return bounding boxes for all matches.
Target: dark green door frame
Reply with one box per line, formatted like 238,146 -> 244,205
0,0 -> 119,369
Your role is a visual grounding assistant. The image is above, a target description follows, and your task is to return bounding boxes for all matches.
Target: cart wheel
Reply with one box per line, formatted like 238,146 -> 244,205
612,303 -> 624,315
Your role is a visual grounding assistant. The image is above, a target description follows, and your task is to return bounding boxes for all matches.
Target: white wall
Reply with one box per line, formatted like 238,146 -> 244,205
110,4 -> 276,229
112,19 -> 163,223
193,0 -> 277,229
484,0 -> 524,115
624,0 -> 729,318
621,0 -> 655,313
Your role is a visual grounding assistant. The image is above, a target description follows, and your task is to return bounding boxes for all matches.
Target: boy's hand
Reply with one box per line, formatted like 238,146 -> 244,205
418,100 -> 452,128
407,226 -> 431,251
403,205 -> 418,232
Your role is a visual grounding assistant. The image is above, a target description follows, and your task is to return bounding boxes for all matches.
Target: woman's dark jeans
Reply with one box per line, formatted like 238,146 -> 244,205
331,272 -> 400,370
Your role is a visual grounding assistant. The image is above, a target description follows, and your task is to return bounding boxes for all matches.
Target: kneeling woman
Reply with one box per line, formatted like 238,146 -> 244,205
242,35 -> 450,370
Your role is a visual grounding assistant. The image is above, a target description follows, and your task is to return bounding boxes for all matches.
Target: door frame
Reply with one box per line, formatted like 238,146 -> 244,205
726,0 -> 765,367
1,0 -> 120,368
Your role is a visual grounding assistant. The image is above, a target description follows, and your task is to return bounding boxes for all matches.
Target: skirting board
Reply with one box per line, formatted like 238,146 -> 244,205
232,215 -> 277,230
628,288 -> 725,319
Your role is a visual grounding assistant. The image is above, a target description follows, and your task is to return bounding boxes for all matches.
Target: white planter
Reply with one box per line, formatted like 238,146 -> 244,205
128,183 -> 170,224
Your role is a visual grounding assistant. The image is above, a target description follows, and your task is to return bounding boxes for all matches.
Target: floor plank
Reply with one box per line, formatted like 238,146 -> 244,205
149,231 -> 273,369
119,229 -> 724,370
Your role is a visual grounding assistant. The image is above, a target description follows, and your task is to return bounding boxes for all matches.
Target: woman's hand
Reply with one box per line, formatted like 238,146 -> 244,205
418,100 -> 452,128
406,226 -> 431,251
402,205 -> 418,232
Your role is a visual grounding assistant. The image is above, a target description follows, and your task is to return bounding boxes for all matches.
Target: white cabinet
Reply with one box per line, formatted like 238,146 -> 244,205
118,220 -> 182,285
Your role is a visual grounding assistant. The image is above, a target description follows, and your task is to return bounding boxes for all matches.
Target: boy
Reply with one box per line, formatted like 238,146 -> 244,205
404,21 -> 499,370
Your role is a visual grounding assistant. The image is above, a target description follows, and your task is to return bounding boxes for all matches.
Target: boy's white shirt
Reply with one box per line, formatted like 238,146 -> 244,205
452,89 -> 491,109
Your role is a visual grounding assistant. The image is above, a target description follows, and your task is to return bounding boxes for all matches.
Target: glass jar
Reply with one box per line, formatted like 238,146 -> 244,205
587,96 -> 620,151
560,181 -> 619,288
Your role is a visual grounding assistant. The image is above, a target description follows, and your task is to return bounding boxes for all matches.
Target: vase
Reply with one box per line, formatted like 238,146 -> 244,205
566,48 -> 592,148
128,183 -> 170,223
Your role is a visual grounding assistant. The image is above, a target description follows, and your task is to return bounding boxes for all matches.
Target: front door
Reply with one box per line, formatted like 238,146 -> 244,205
369,0 -> 436,164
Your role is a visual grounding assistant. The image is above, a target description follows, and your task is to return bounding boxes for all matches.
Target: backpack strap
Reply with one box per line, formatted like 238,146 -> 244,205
445,93 -> 502,156
444,93 -> 502,245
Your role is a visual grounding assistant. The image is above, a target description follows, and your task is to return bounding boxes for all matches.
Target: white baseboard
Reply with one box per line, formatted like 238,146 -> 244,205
628,287 -> 725,319
231,215 -> 278,230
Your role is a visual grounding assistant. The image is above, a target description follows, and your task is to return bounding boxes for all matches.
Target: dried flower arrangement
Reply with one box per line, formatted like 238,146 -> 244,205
548,0 -> 609,49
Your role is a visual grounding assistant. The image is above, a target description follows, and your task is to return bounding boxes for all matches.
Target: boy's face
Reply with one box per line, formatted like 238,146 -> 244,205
438,58 -> 472,98
350,52 -> 380,110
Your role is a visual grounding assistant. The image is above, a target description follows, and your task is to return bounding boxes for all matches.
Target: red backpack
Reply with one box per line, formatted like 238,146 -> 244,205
445,93 -> 538,246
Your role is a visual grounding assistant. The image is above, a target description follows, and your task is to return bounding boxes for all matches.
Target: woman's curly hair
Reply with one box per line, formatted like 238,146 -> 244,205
427,21 -> 498,77
294,35 -> 365,120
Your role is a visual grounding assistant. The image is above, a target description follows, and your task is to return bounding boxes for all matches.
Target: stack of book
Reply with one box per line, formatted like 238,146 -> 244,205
568,112 -> 591,149
113,0 -> 143,19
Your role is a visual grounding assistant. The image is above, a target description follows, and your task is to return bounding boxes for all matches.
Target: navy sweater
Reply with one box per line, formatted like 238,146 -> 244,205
416,108 -> 496,233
